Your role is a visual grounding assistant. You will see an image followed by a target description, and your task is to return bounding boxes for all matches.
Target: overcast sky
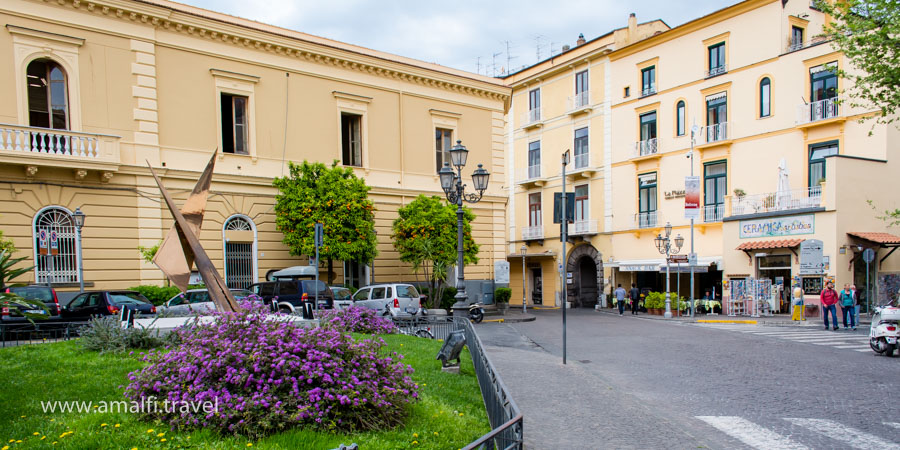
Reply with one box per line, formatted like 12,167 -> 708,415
178,0 -> 737,76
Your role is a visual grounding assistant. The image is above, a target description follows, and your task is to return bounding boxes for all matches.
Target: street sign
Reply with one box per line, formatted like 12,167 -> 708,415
668,254 -> 688,264
38,229 -> 48,256
314,223 -> 324,247
799,239 -> 824,275
552,192 -> 575,224
863,248 -> 875,263
688,252 -> 698,266
49,230 -> 59,256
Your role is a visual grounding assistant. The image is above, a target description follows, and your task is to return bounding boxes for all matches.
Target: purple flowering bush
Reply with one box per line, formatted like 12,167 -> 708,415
318,305 -> 398,334
123,302 -> 418,438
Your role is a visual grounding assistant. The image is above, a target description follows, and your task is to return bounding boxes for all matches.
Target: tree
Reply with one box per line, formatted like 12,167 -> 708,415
391,195 -> 479,308
137,240 -> 161,264
273,161 -> 377,284
0,219 -> 15,255
817,0 -> 900,128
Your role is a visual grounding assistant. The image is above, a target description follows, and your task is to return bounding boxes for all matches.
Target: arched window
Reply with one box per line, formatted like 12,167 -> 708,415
33,207 -> 79,283
676,100 -> 686,136
223,215 -> 257,289
27,59 -> 69,130
760,77 -> 771,118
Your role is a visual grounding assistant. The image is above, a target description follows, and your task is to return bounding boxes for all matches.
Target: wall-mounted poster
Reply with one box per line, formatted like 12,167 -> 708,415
739,214 -> 814,238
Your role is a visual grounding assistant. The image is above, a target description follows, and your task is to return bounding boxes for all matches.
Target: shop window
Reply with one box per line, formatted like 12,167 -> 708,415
803,276 -> 823,295
808,140 -> 838,188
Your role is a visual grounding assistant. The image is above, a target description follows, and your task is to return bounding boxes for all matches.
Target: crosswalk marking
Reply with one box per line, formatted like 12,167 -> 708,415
693,323 -> 873,353
696,416 -> 809,449
785,418 -> 900,450
886,422 -> 900,430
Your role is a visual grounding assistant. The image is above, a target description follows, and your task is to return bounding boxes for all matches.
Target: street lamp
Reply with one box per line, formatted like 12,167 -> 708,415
654,221 -> 683,319
521,244 -> 528,314
439,140 -> 490,317
72,207 -> 86,293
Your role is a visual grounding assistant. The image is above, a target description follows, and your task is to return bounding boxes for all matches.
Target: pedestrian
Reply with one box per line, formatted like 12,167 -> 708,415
840,283 -> 855,330
630,283 -> 641,315
614,284 -> 627,316
820,281 -> 839,331
851,284 -> 859,330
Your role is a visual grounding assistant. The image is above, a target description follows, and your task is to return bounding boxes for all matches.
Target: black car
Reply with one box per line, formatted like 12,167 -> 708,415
61,291 -> 156,321
248,280 -> 334,312
2,285 -> 61,322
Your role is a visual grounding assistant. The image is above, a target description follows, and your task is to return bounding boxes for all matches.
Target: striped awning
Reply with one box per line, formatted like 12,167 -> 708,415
706,92 -> 727,102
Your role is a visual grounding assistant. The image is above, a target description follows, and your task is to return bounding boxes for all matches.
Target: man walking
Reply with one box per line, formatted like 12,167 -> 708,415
614,284 -> 627,316
820,281 -> 840,331
630,283 -> 641,315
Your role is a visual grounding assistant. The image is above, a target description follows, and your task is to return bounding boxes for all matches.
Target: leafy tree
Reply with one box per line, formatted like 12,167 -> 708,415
816,0 -> 900,128
273,161 -> 377,284
0,218 -> 15,255
0,250 -> 49,322
867,199 -> 900,227
391,195 -> 479,308
137,240 -> 161,264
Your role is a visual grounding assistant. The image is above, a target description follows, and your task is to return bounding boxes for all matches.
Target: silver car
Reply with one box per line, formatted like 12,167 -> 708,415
351,284 -> 421,315
159,288 -> 250,316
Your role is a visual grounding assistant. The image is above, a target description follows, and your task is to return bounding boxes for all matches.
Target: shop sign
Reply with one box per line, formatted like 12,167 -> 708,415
684,176 -> 700,220
739,214 -> 814,238
799,239 -> 824,275
619,264 -> 660,272
658,265 -> 708,273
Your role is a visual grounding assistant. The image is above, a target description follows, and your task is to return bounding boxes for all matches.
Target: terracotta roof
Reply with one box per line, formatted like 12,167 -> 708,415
847,232 -> 900,245
735,239 -> 804,251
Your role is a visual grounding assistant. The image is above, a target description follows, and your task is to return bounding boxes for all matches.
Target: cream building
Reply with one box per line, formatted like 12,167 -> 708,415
0,0 -> 510,299
506,0 -> 900,314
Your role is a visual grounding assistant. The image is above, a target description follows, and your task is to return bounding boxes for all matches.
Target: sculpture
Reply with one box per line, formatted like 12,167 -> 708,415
437,329 -> 466,369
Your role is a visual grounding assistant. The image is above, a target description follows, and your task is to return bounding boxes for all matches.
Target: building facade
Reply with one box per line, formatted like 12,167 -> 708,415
0,0 -> 509,297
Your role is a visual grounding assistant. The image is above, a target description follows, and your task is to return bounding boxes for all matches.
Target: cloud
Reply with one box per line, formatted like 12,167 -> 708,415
178,0 -> 737,74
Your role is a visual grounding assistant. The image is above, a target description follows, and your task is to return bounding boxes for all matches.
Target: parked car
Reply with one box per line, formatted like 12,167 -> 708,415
61,291 -> 156,321
351,283 -> 421,315
1,285 -> 61,322
158,288 -> 250,316
248,280 -> 334,313
329,286 -> 353,309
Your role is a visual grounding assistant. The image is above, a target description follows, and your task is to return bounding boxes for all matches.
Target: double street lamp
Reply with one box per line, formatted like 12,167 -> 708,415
654,221 -> 683,319
439,140 -> 490,317
72,207 -> 86,293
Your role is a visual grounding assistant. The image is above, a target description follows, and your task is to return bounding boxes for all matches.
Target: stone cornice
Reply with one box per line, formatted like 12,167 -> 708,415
30,0 -> 510,102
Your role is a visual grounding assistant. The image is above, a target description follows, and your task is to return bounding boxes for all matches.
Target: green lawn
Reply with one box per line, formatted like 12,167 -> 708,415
0,334 -> 489,449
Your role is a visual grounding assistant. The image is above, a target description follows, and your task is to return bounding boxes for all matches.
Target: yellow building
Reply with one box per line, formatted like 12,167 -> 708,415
507,0 -> 900,313
0,0 -> 510,298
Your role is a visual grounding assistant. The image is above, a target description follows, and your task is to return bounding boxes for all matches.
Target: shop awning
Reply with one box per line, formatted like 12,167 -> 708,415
846,232 -> 900,246
735,238 -> 804,251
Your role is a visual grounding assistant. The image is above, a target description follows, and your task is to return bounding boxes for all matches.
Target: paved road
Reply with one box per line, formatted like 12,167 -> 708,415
474,308 -> 900,449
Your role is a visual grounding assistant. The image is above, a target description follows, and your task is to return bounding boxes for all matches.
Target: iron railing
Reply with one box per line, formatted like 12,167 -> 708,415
456,317 -> 523,450
635,211 -> 658,229
797,97 -> 840,124
571,219 -> 598,235
573,152 -> 589,169
704,122 -> 729,143
707,64 -> 727,78
634,138 -> 658,157
731,185 -> 822,216
702,204 -> 725,223
567,91 -> 590,112
522,226 -> 544,240
0,321 -> 87,348
393,316 -> 457,341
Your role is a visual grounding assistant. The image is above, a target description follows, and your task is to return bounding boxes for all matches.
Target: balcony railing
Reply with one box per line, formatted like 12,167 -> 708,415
515,165 -> 542,184
730,186 -> 822,216
702,204 -> 725,223
634,138 -> 658,157
522,225 -> 544,240
702,122 -> 729,144
641,86 -> 657,97
522,108 -> 542,127
567,91 -> 590,111
0,124 -> 120,165
707,64 -> 728,78
574,152 -> 589,169
634,211 -> 658,229
797,97 -> 840,125
570,219 -> 598,235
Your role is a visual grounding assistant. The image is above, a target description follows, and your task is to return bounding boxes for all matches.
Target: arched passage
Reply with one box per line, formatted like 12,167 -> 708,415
566,244 -> 604,308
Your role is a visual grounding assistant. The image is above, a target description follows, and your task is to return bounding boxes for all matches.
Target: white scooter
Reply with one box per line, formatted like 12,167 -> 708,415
869,297 -> 900,357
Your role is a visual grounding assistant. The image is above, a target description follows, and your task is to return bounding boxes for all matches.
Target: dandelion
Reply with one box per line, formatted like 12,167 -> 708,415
247,444 -> 253,447
100,423 -> 107,427
459,412 -> 464,417
49,419 -> 54,422
41,436 -> 47,440
93,405 -> 98,409
412,433 -> 418,438
2,445 -> 8,450
434,432 -> 439,436
20,415 -> 25,418
411,441 -> 418,445
160,438 -> 167,442
146,429 -> 154,433
157,432 -> 165,437
33,432 -> 39,436
114,424 -> 121,428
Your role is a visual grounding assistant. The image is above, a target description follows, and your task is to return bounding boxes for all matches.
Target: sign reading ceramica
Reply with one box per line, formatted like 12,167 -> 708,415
739,214 -> 814,238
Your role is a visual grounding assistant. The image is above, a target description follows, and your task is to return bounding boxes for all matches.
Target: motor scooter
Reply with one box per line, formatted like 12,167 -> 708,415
468,302 -> 484,323
869,297 -> 899,357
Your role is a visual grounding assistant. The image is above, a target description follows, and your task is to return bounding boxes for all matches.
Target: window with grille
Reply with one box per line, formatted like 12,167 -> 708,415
224,216 -> 255,289
33,207 -> 79,284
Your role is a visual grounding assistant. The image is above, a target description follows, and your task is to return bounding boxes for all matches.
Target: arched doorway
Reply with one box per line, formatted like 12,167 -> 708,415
566,244 -> 604,308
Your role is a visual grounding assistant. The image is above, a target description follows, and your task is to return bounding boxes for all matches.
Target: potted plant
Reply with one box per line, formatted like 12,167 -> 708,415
494,287 -> 511,315
733,188 -> 746,198
643,292 -> 665,315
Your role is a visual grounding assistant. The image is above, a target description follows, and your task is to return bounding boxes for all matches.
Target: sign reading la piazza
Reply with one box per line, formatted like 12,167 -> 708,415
739,214 -> 815,238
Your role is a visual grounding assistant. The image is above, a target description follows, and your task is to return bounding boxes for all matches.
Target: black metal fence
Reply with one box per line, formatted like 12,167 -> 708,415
0,322 -> 86,348
393,316 -> 458,341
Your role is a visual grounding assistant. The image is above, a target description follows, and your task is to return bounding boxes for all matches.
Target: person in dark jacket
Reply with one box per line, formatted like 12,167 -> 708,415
630,284 -> 641,315
820,282 -> 840,331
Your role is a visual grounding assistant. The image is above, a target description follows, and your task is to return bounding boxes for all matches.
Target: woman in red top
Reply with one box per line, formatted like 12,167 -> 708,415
820,281 -> 840,331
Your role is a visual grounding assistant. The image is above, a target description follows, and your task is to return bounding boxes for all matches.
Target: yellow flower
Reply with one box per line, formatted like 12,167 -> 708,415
433,432 -> 439,436
247,444 -> 253,447
19,415 -> 25,418
157,433 -> 165,437
147,429 -> 154,433
413,433 -> 418,438
459,412 -> 464,417
100,423 -> 107,427
114,424 -> 121,428
15,441 -> 22,444
411,441 -> 418,445
131,448 -> 137,450
33,432 -> 40,435
93,405 -> 98,409
41,436 -> 47,440
2,445 -> 8,450
423,383 -> 427,387
160,438 -> 167,442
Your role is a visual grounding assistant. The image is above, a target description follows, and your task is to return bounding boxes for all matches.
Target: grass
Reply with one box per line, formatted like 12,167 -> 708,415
0,334 -> 490,449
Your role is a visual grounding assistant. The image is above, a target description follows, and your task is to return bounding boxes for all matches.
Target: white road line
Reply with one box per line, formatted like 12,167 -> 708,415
886,422 -> 900,430
696,416 -> 809,450
854,348 -> 872,352
785,418 -> 899,449
834,345 -> 871,349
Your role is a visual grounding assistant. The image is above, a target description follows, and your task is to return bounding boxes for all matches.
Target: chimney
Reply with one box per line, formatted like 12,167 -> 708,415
576,33 -> 586,46
627,13 -> 637,43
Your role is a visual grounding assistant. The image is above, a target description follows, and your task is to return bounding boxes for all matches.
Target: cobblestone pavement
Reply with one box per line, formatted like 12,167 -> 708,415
474,308 -> 900,449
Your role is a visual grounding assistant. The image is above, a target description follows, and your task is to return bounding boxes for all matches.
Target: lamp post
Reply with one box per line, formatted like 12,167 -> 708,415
439,140 -> 490,318
654,222 -> 683,319
521,244 -> 528,314
72,207 -> 86,293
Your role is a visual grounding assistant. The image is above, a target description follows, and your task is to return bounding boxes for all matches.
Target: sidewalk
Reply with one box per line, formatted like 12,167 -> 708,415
594,307 -> 872,326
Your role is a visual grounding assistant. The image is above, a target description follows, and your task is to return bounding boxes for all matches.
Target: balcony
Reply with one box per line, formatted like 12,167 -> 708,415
567,91 -> 591,115
634,138 -> 658,158
634,211 -> 658,229
640,86 -> 657,97
516,165 -> 544,187
522,108 -> 543,130
785,35 -> 828,53
730,186 -> 823,217
706,64 -> 728,78
698,122 -> 730,147
0,124 -> 121,175
702,204 -> 725,223
522,225 -> 544,241
796,97 -> 842,126
570,219 -> 599,236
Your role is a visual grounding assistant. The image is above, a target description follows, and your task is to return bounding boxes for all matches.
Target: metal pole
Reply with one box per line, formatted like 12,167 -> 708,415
76,226 -> 84,293
689,128 -> 696,318
315,236 -> 319,312
453,168 -> 468,316
561,150 -> 569,365
664,252 -> 672,319
522,253 -> 527,314
677,261 -> 681,316
866,259 -> 870,317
